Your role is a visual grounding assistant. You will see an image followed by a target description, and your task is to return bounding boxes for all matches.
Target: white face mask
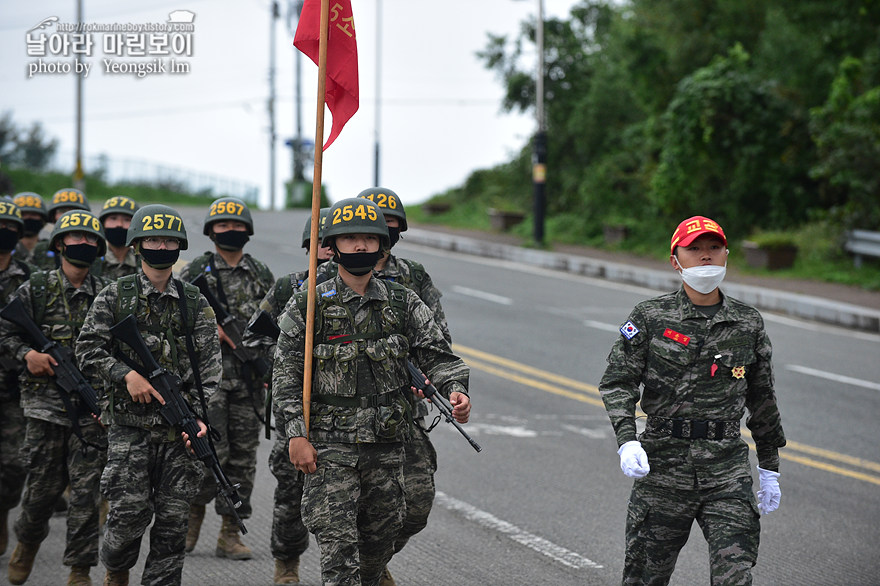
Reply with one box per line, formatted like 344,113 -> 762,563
674,256 -> 727,294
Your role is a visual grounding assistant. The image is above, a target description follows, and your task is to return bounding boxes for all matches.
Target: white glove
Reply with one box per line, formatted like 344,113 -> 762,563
756,466 -> 781,514
617,440 -> 650,478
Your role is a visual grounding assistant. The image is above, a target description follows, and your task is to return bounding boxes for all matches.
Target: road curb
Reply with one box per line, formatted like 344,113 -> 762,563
405,228 -> 880,333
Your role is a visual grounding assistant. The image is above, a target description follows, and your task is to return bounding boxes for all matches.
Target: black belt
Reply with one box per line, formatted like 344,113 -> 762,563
646,416 -> 740,440
311,391 -> 399,409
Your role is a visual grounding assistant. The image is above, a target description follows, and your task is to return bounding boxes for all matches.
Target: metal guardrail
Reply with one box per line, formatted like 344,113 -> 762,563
844,229 -> 880,268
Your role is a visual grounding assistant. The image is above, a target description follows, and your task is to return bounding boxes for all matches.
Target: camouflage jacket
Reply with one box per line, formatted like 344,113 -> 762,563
0,268 -> 111,426
272,275 -> 469,445
29,239 -> 58,270
375,254 -> 451,344
599,288 -> 786,488
0,258 -> 33,394
242,268 -> 309,359
75,272 -> 221,430
14,239 -> 40,263
180,252 -> 274,379
97,247 -> 139,280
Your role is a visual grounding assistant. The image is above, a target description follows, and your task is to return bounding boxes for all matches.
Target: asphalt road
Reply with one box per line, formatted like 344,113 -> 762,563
3,208 -> 879,585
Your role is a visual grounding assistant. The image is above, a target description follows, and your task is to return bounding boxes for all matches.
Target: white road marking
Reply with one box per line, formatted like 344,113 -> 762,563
786,365 -> 880,392
583,319 -> 622,333
450,285 -> 513,305
465,423 -> 537,437
434,491 -> 603,570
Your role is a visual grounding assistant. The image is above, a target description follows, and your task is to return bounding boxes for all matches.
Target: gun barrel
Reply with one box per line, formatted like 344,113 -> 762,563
191,274 -> 231,323
246,310 -> 281,340
1,298 -> 54,353
406,361 -> 482,453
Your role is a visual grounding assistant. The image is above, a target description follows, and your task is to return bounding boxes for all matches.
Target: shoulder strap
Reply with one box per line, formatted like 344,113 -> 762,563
29,270 -> 49,324
187,253 -> 212,277
247,255 -> 274,285
400,258 -> 426,285
14,259 -> 31,278
115,274 -> 140,322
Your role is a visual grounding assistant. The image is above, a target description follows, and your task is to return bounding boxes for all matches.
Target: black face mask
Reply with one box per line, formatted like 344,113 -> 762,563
335,250 -> 382,276
0,228 -> 20,252
62,243 -> 98,267
22,219 -> 45,237
139,246 -> 180,269
387,227 -> 401,248
214,230 -> 250,251
104,226 -> 128,248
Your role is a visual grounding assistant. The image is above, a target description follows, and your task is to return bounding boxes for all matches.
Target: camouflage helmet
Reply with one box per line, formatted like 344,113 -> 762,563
50,210 -> 106,257
301,207 -> 331,248
99,195 -> 139,222
356,187 -> 406,231
0,199 -> 24,230
127,204 -> 188,250
12,192 -> 47,220
203,197 -> 254,235
321,197 -> 389,249
47,188 -> 90,221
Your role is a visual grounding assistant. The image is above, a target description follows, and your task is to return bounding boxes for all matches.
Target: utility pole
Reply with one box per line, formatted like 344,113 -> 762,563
373,0 -> 382,186
269,1 -> 279,210
73,0 -> 84,190
532,0 -> 546,246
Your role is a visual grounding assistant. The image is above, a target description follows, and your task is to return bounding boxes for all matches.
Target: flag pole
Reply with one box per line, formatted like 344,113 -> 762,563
302,0 -> 330,437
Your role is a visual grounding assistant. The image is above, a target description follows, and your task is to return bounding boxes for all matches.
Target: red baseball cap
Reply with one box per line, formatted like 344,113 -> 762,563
670,216 -> 727,256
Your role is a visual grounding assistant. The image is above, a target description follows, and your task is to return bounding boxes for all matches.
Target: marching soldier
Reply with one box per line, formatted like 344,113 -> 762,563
31,189 -> 91,270
97,196 -> 140,279
2,210 -> 110,586
355,187 -> 450,586
180,197 -> 274,560
0,200 -> 31,557
598,215 -> 786,585
75,204 -> 222,585
11,192 -> 48,263
273,197 -> 471,586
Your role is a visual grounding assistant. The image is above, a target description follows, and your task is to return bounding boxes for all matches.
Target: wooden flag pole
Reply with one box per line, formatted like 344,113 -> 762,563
302,0 -> 330,437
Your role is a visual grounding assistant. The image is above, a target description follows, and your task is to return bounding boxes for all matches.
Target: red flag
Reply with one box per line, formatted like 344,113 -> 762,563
294,0 -> 359,150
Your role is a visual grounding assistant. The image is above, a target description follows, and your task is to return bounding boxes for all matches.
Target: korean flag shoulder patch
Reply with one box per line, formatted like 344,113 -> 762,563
620,320 -> 640,340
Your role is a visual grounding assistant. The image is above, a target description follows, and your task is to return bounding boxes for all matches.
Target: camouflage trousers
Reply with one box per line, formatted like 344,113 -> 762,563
268,433 -> 309,560
0,394 -> 26,511
393,424 -> 437,554
193,379 -> 263,517
622,476 -> 761,586
302,442 -> 405,586
101,424 -> 203,586
14,416 -> 107,567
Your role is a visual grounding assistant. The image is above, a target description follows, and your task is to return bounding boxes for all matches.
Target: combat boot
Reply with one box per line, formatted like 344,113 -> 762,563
273,558 -> 300,584
66,565 -> 92,586
102,569 -> 129,586
378,566 -> 397,586
185,504 -> 205,553
0,509 -> 8,555
215,515 -> 252,560
7,541 -> 40,585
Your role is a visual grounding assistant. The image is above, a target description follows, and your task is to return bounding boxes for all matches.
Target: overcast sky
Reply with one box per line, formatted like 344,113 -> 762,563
2,0 -> 580,209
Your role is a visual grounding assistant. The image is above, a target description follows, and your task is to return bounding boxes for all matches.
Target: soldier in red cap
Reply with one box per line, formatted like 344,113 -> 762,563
598,215 -> 787,585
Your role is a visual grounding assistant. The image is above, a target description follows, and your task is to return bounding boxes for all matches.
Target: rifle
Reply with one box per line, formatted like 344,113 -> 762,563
109,314 -> 248,534
0,297 -> 101,422
191,273 -> 271,429
246,309 -> 281,340
406,360 -> 482,453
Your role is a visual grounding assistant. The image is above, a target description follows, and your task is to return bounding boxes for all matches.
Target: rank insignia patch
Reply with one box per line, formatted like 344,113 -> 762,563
731,366 -> 746,379
620,321 -> 640,340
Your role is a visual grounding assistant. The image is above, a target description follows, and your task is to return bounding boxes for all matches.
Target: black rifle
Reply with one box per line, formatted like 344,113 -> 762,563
191,273 -> 271,431
406,360 -> 482,453
109,314 -> 248,534
190,274 -> 271,378
0,297 -> 101,424
246,309 -> 281,340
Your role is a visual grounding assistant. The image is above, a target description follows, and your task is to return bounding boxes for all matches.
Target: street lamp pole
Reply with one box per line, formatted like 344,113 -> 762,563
532,0 -> 546,245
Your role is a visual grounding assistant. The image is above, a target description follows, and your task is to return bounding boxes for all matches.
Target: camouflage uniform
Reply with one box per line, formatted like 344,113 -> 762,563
1,268 -> 111,568
97,247 -> 139,280
75,272 -> 222,584
13,240 -> 41,264
272,274 -> 469,586
29,240 -> 60,270
180,252 -> 274,518
374,253 -> 449,555
243,269 -> 311,562
0,259 -> 32,528
599,288 -> 786,586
